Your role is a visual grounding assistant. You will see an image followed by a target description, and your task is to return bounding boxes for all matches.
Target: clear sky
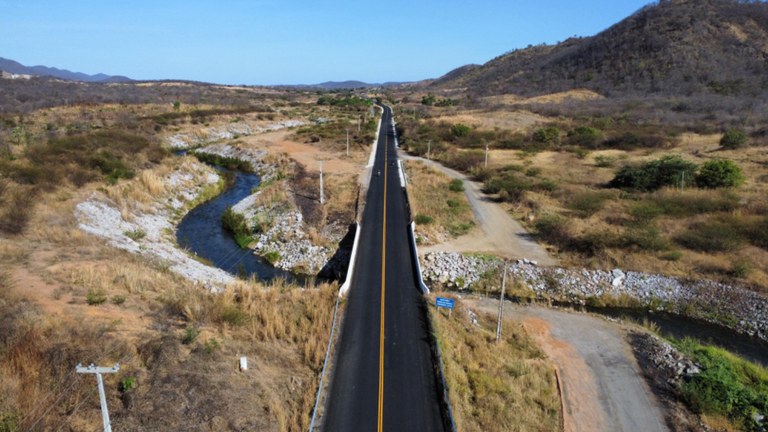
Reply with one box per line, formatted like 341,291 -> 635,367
0,0 -> 652,85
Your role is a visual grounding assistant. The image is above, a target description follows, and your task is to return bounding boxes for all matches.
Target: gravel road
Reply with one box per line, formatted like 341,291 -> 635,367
400,152 -> 556,265
467,298 -> 669,432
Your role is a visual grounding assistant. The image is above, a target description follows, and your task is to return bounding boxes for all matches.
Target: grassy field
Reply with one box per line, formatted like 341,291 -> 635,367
405,161 -> 475,245
428,293 -> 561,432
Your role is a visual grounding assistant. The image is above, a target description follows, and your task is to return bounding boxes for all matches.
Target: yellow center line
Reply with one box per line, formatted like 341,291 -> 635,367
377,131 -> 388,432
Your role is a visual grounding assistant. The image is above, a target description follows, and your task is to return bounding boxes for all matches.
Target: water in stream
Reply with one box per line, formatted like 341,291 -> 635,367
176,169 -> 297,282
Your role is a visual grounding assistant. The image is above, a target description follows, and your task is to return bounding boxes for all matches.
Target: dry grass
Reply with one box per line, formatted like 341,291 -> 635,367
406,161 -> 475,244
429,294 -> 561,432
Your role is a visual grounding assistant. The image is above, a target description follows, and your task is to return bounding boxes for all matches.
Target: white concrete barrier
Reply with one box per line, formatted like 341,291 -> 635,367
339,222 -> 362,297
408,221 -> 430,295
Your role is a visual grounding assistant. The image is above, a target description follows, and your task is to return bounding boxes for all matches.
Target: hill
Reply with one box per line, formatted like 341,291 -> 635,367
0,57 -> 132,83
433,0 -> 768,97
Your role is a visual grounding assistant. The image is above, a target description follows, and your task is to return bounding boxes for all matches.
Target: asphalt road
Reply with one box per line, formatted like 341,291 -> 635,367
324,105 -> 447,432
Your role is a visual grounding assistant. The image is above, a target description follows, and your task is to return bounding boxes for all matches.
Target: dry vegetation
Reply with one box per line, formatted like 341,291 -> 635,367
428,293 -> 561,432
395,99 -> 768,292
405,161 -> 475,245
0,89 -> 353,431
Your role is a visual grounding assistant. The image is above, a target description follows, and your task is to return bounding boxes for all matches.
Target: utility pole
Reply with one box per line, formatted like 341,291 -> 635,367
76,363 -> 119,432
484,141 -> 489,168
346,128 -> 350,157
319,160 -> 325,205
496,262 -> 507,343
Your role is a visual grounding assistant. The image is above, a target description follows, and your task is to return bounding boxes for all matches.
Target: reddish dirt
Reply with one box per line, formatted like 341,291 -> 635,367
522,316 -> 607,432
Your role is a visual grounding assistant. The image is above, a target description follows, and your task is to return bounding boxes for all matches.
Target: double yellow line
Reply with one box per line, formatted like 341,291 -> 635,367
377,133 -> 388,432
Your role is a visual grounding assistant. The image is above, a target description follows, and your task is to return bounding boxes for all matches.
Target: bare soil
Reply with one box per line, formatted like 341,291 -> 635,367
467,298 -> 669,432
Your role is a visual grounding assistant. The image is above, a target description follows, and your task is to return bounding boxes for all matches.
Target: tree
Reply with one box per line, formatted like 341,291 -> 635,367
609,155 -> 697,191
720,129 -> 748,149
695,159 -> 745,188
532,126 -> 561,147
568,126 -> 603,148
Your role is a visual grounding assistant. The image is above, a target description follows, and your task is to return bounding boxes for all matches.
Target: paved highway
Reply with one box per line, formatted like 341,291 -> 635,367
324,105 -> 448,432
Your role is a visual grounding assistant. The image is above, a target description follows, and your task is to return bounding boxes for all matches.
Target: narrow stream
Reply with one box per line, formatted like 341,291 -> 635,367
176,167 -> 298,282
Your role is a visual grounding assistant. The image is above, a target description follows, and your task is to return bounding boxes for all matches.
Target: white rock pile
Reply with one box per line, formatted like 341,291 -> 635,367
421,251 -> 768,343
250,210 -> 330,274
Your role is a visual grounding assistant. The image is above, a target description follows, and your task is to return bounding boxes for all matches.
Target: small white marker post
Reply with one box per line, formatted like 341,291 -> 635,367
76,363 -> 120,432
319,160 -> 325,205
496,262 -> 507,343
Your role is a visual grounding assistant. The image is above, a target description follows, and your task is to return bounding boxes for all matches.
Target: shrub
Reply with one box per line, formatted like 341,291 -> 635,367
415,214 -> 435,225
483,173 -> 532,201
448,179 -> 464,192
534,214 -> 570,246
124,229 -> 146,241
263,251 -> 281,265
628,202 -> 664,225
568,190 -> 612,217
182,327 -> 200,345
620,227 -> 669,252
532,126 -> 561,147
119,376 -> 137,392
720,129 -> 748,149
746,217 -> 768,250
450,123 -> 471,137
568,126 -> 603,148
111,295 -> 126,305
649,190 -> 740,216
675,220 -> 745,252
86,289 -> 108,305
695,159 -> 745,189
221,207 -> 252,248
609,155 -> 697,191
220,306 -> 247,326
675,338 -> 768,430
594,155 -> 615,167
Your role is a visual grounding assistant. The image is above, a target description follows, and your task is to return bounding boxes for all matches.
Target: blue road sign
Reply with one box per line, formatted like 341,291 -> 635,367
435,297 -> 455,310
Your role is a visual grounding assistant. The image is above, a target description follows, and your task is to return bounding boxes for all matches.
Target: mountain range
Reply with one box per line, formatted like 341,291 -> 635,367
432,0 -> 768,97
0,57 -> 132,83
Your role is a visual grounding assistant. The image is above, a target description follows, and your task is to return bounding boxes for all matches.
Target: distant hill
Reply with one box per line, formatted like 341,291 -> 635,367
0,57 -> 132,83
433,0 -> 768,96
283,80 -> 409,90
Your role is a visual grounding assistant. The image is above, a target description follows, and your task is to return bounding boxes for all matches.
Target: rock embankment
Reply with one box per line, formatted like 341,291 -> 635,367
76,162 -> 235,288
421,251 -> 768,343
193,143 -> 275,178
168,120 -> 306,150
250,210 -> 331,275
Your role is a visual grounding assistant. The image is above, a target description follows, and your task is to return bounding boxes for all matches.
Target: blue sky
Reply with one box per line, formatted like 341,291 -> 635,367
0,0 -> 652,85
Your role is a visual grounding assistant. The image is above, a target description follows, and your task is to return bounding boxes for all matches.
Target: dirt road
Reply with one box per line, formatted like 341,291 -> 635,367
400,153 -> 556,265
467,298 -> 669,432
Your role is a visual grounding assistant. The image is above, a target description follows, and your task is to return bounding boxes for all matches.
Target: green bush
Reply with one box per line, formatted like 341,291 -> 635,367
674,338 -> 768,430
720,129 -> 748,149
695,159 -> 745,189
609,155 -> 697,191
747,217 -> 768,250
568,126 -> 603,148
415,214 -> 435,225
119,376 -> 137,392
450,123 -> 471,137
221,207 -> 252,248
111,295 -> 126,305
448,179 -> 464,192
124,229 -> 146,241
263,251 -> 281,265
532,126 -> 561,147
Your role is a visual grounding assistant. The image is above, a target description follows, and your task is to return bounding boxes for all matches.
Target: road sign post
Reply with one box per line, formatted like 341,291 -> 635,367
436,297 -> 455,318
